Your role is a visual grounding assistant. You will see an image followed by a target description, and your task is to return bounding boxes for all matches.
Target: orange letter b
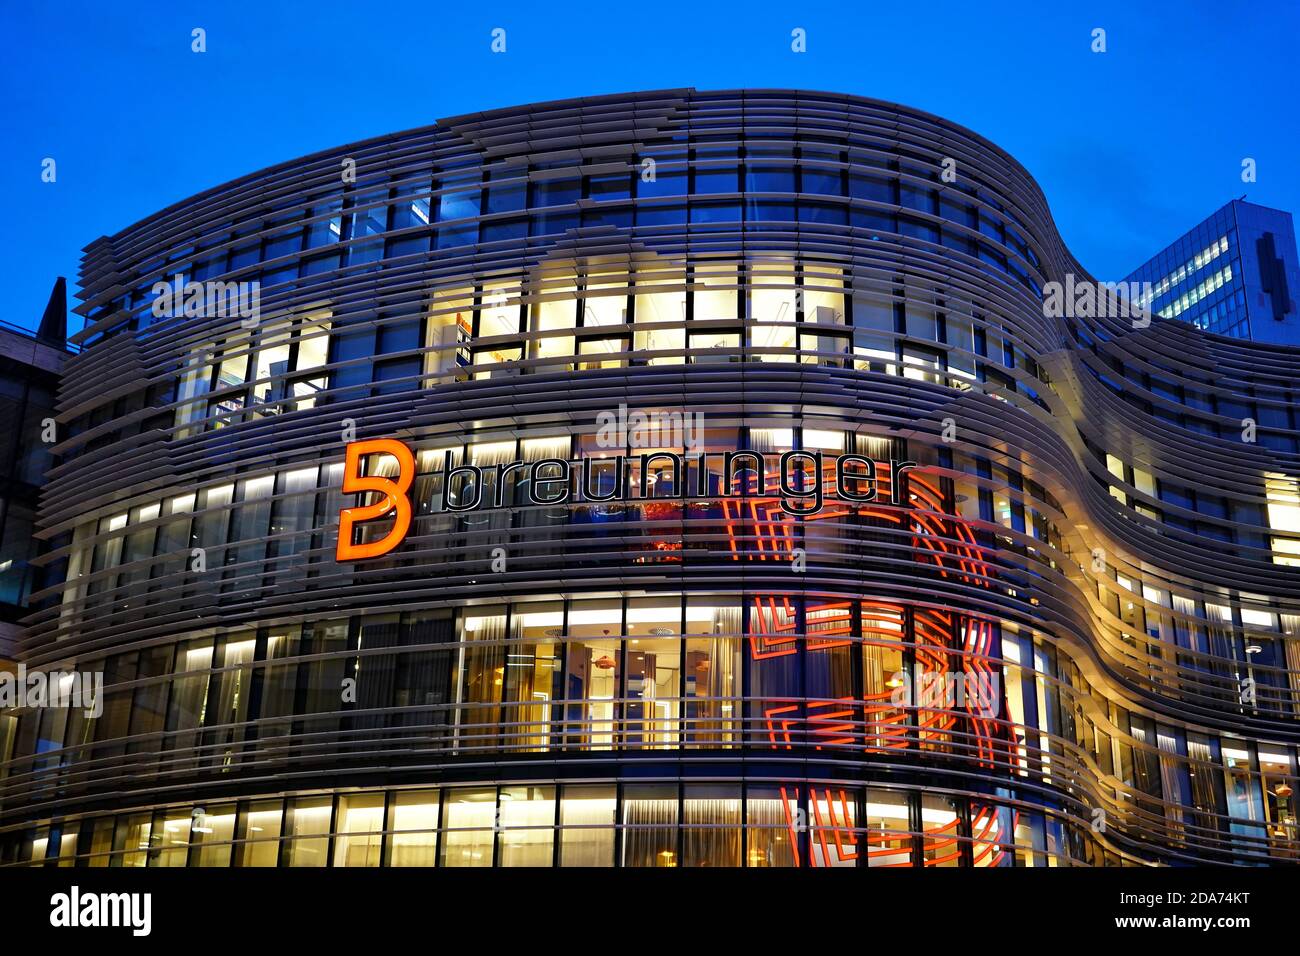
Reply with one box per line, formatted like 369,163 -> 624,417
336,438 -> 415,561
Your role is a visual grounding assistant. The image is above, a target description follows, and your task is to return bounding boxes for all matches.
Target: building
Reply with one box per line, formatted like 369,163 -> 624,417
1123,199 -> 1300,344
0,281 -> 71,668
2,89 -> 1299,868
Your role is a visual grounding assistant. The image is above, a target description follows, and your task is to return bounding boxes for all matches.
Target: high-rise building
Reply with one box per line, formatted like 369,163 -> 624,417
0,280 -> 71,666
1123,199 -> 1299,344
3,91 -> 1300,868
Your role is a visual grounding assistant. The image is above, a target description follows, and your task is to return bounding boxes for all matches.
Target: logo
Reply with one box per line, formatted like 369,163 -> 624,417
49,886 -> 151,937
335,438 -> 414,561
336,437 -> 918,561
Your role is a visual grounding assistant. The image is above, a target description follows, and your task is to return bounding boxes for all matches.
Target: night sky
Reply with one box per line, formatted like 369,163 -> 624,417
4,0 -> 1296,333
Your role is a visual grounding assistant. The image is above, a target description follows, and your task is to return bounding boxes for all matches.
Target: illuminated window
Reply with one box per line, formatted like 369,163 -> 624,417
283,796 -> 332,867
559,785 -> 616,866
531,283 -> 577,365
695,262 -> 738,320
440,788 -> 496,867
333,792 -> 385,867
151,808 -> 192,867
865,788 -> 913,867
496,785 -> 555,866
803,266 -> 845,324
749,261 -> 796,323
113,813 -> 152,868
479,279 -> 520,336
426,284 -> 473,375
565,600 -> 623,750
1266,473 -> 1300,566
633,271 -> 686,362
682,784 -> 742,866
746,786 -> 797,867
235,800 -> 283,867
621,784 -> 678,867
190,805 -> 236,868
388,790 -> 440,867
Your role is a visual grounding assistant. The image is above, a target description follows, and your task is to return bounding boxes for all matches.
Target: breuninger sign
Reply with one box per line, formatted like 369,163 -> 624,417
336,438 -> 919,561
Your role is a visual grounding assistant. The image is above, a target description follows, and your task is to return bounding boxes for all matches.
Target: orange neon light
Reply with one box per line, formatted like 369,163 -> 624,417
336,438 -> 415,561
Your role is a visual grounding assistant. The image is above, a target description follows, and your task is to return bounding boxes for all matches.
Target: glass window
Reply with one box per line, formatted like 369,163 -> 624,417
349,194 -> 389,237
588,173 -> 631,202
636,204 -> 687,226
694,167 -> 738,194
459,608 -> 506,749
505,604 -> 562,752
849,174 -> 893,204
334,792 -> 385,867
746,165 -> 795,192
624,636 -> 680,749
263,229 -> 302,260
905,305 -> 938,341
559,785 -> 616,867
437,189 -> 481,222
900,183 -> 936,214
682,784 -> 741,866
865,788 -> 913,867
190,804 -> 236,867
921,793 -> 963,866
283,796 -> 332,867
746,785 -> 798,867
387,789 -> 440,867
440,788 -> 497,867
485,180 -> 526,214
391,190 -> 431,230
497,785 -> 555,867
862,603 -> 907,749
436,222 -> 477,249
695,263 -> 738,321
809,787 -> 860,868
802,168 -> 843,196
235,799 -> 283,867
113,812 -> 152,868
565,600 -> 622,750
638,171 -> 687,198
621,784 -> 678,867
150,808 -> 192,867
481,218 -> 527,245
749,262 -> 796,322
746,198 -> 796,222
426,284 -> 474,375
633,279 -> 686,362
690,201 -> 740,223
684,629 -> 741,747
86,818 -> 114,868
531,286 -> 577,363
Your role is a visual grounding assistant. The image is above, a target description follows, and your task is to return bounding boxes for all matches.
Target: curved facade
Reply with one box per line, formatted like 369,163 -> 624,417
4,88 -> 1300,867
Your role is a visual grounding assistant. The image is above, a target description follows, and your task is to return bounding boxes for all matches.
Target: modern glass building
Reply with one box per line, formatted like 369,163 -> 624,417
3,90 -> 1300,868
1123,199 -> 1300,344
0,280 -> 71,662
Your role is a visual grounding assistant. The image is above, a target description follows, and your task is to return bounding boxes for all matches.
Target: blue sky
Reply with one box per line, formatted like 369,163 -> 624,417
3,0 -> 1297,333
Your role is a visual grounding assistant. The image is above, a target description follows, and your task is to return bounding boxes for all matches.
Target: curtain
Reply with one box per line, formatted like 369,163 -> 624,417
559,789 -> 616,866
458,613 -> 506,751
621,791 -> 678,867
682,797 -> 742,866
